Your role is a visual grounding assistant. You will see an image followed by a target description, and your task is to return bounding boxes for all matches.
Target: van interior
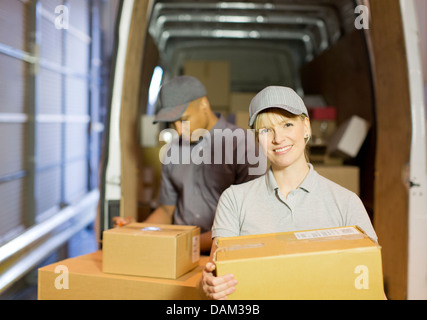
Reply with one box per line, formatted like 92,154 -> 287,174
134,0 -> 376,228
101,0 -> 425,300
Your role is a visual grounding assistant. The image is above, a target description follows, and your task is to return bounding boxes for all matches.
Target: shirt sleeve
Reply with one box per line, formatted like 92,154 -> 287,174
211,187 -> 241,238
157,163 -> 178,206
345,192 -> 378,242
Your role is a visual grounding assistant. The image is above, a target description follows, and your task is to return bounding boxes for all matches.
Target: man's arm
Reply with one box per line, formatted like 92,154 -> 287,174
200,230 -> 213,254
144,204 -> 175,224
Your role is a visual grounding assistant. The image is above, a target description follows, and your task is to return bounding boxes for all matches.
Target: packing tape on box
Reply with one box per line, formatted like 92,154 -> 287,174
216,243 -> 265,252
141,226 -> 162,231
213,242 -> 265,261
125,225 -> 197,235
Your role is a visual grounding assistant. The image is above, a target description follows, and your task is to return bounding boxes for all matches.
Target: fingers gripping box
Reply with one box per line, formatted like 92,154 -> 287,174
102,223 -> 200,279
214,226 -> 384,300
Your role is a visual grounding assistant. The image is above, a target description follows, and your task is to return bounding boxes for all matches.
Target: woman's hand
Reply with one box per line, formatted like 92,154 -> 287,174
201,261 -> 238,300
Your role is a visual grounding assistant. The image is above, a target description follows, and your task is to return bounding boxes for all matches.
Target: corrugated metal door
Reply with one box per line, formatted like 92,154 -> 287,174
0,0 -> 29,244
0,0 -> 103,245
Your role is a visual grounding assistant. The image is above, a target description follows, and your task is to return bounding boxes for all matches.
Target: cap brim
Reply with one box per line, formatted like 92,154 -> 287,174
153,103 -> 189,124
249,104 -> 307,126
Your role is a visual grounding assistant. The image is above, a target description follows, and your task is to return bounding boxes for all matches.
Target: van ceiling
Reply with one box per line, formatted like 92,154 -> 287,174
148,0 -> 358,93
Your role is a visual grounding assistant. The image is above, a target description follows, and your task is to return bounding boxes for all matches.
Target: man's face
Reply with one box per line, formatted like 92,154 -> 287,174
171,97 -> 209,142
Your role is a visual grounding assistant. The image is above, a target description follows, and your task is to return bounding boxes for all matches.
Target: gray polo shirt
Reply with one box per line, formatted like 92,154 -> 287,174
212,164 -> 378,242
158,116 -> 263,233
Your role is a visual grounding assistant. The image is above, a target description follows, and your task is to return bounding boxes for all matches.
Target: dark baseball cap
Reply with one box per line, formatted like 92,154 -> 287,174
153,75 -> 207,124
248,86 -> 309,126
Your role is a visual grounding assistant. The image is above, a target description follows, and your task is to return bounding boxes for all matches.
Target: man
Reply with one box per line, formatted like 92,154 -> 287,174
142,75 -> 263,253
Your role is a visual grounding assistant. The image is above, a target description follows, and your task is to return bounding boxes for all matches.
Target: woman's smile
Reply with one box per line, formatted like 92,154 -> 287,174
273,145 -> 293,154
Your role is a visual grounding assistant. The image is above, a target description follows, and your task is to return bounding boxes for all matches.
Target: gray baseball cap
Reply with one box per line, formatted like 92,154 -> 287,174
248,86 -> 309,126
153,75 -> 207,124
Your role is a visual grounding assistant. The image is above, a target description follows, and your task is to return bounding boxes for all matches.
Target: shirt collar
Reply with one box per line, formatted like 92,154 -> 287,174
265,163 -> 316,194
299,163 -> 316,192
210,113 -> 226,132
265,167 -> 278,194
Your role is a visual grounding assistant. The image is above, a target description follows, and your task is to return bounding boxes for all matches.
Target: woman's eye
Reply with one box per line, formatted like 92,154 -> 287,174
283,122 -> 293,128
259,128 -> 270,135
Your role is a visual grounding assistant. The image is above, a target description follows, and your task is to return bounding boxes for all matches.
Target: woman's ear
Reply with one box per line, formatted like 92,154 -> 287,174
199,96 -> 210,112
303,117 -> 311,143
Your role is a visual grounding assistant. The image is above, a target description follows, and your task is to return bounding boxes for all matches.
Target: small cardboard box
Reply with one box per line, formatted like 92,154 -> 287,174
234,111 -> 250,129
327,115 -> 370,158
214,226 -> 384,300
38,251 -> 208,300
229,92 -> 257,112
102,223 -> 200,279
184,60 -> 230,108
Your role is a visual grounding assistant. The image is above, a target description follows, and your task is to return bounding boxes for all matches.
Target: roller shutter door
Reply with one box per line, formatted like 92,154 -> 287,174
0,0 -> 103,245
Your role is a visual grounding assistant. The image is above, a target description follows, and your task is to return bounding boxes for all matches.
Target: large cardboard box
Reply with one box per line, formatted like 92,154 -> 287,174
314,165 -> 360,195
234,111 -> 250,129
214,226 -> 384,300
102,223 -> 200,279
38,251 -> 208,300
229,92 -> 257,112
183,60 -> 230,108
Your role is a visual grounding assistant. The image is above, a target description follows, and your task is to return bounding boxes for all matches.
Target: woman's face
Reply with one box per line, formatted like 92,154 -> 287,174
256,109 -> 310,170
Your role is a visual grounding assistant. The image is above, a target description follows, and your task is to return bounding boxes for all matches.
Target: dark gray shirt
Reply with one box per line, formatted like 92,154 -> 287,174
158,116 -> 263,233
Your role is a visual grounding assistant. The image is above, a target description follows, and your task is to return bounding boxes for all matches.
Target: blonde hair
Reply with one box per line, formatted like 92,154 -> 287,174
252,108 -> 311,161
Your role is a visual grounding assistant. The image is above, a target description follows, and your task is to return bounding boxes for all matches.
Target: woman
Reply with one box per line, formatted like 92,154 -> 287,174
200,86 -> 377,300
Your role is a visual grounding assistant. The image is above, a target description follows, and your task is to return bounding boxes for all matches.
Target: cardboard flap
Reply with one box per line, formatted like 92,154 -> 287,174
105,222 -> 197,237
215,226 -> 380,262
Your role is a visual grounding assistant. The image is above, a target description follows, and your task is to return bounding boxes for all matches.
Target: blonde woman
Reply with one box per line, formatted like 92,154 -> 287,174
200,86 -> 377,300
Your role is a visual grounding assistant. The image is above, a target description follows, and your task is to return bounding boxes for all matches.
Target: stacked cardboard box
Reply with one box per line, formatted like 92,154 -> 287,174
306,104 -> 370,195
229,92 -> 257,130
38,223 -> 203,300
38,251 -> 208,300
183,60 -> 230,111
183,60 -> 256,130
102,223 -> 200,279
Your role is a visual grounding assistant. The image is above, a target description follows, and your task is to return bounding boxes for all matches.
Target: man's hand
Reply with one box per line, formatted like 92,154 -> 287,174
112,216 -> 135,227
